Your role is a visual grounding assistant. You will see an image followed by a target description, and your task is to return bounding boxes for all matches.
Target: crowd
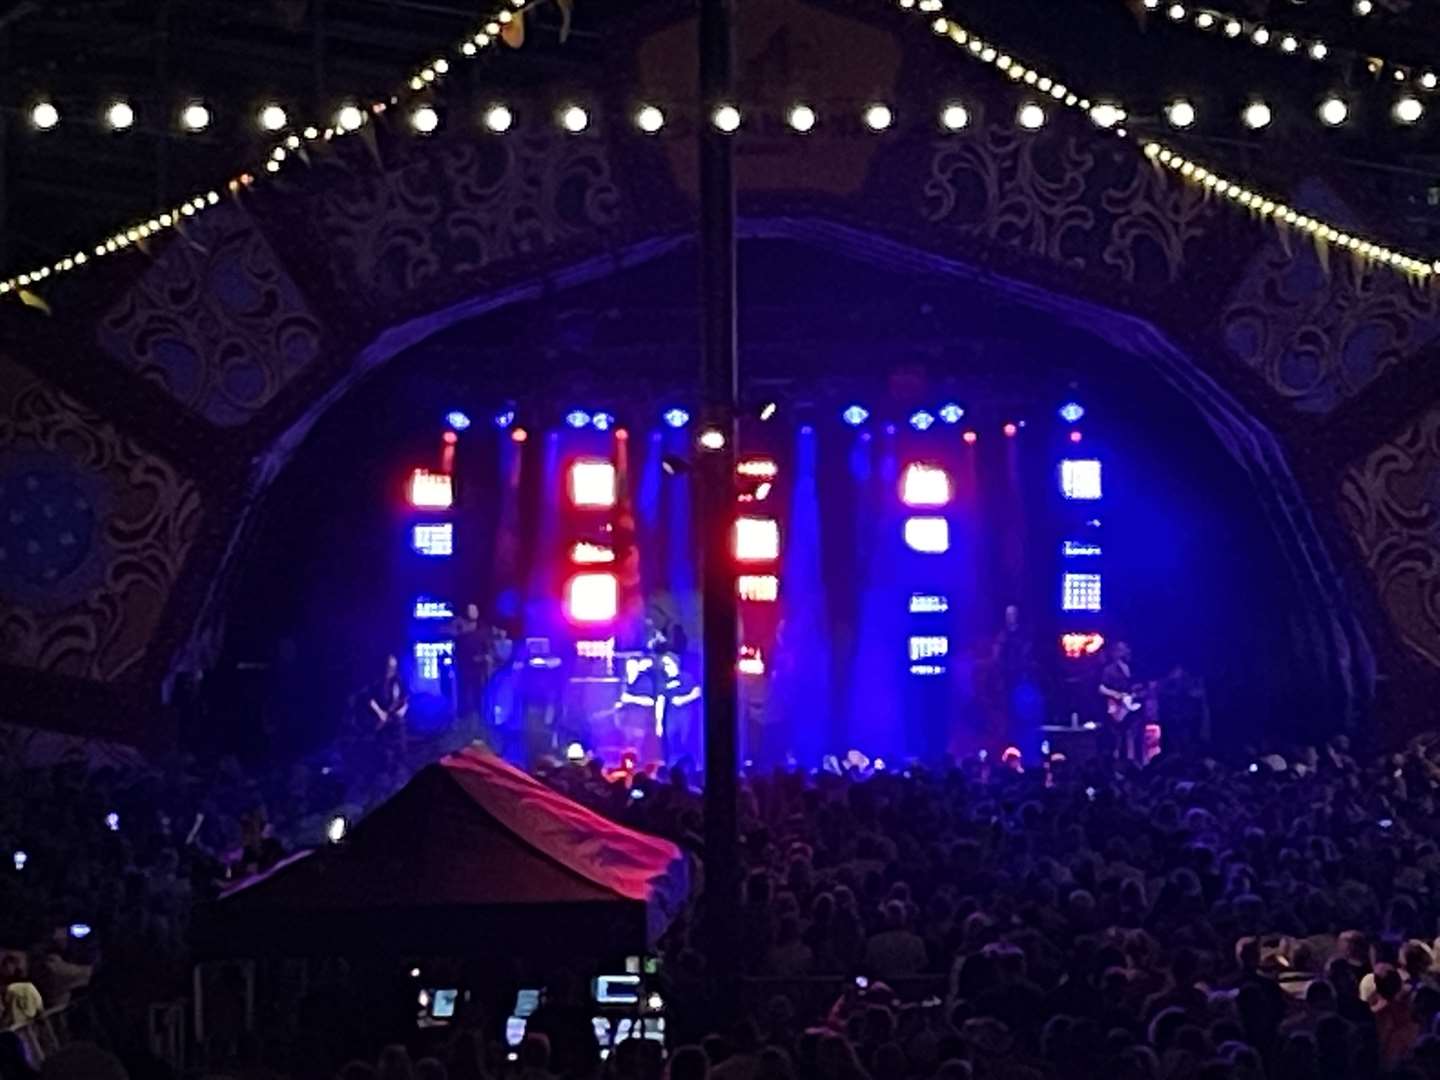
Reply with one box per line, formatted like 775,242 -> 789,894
11,727 -> 1440,1080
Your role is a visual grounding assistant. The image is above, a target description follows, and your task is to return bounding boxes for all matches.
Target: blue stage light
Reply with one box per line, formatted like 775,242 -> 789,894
663,407 -> 690,429
411,523 -> 453,557
910,410 -> 936,431
938,403 -> 965,424
1059,402 -> 1086,424
842,405 -> 869,427
445,411 -> 471,431
494,409 -> 515,430
592,411 -> 615,432
1062,572 -> 1103,612
565,409 -> 592,429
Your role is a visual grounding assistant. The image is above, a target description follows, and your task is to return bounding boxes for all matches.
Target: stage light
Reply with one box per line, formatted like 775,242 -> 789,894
1423,72 -> 1437,91
939,403 -> 965,424
566,572 -> 618,623
336,103 -> 366,132
484,104 -> 513,132
414,599 -> 454,619
1003,422 -> 1018,438
565,741 -> 587,762
69,923 -> 91,939
909,593 -> 949,613
590,412 -> 615,433
698,427 -> 726,451
414,640 -> 454,680
30,101 -> 59,130
1242,101 -> 1272,129
1060,459 -> 1103,500
1089,103 -> 1123,129
1280,34 -> 1298,52
904,516 -> 950,554
909,664 -> 946,676
738,574 -> 779,602
663,407 -> 690,429
1061,631 -> 1105,658
1167,3 -> 1185,18
760,402 -> 778,421
1251,26 -> 1269,44
909,410 -> 936,431
1309,41 -> 1328,59
1318,96 -> 1349,126
569,459 -> 617,508
901,463 -> 952,507
445,410 -> 471,431
1064,540 -> 1102,557
1017,102 -> 1046,130
909,635 -> 949,661
842,405 -> 870,426
1394,96 -> 1425,124
737,458 -> 778,478
712,104 -> 741,132
11,850 -> 26,871
565,409 -> 592,429
864,103 -> 893,131
560,105 -> 589,133
962,430 -> 978,445
738,646 -> 765,676
788,104 -> 817,132
181,102 -> 211,131
941,103 -> 970,130
575,638 -> 614,659
1059,401 -> 1085,423
105,100 -> 135,130
511,427 -> 528,443
1070,430 -> 1083,443
571,541 -> 615,564
412,523 -> 453,556
409,469 -> 453,509
259,103 -> 288,131
1354,0 -> 1372,13
734,517 -> 780,562
635,105 -> 665,133
411,105 -> 440,133
326,816 -> 348,843
1063,572 -> 1103,612
104,812 -> 120,831
1166,99 -> 1196,129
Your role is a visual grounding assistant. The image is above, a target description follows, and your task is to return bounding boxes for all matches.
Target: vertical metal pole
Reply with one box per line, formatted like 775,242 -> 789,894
698,0 -> 741,1001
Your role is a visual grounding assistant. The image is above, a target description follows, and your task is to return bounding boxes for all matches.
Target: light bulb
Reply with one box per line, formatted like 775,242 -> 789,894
1394,96 -> 1425,124
1242,101 -> 1273,129
1280,35 -> 1298,53
1166,99 -> 1196,129
1422,72 -> 1438,90
560,105 -> 588,133
259,104 -> 288,131
712,104 -> 741,132
788,104 -> 817,132
635,105 -> 665,133
941,103 -> 970,130
484,104 -> 513,133
1224,19 -> 1242,36
1251,26 -> 1270,44
1017,102 -> 1046,130
411,105 -> 439,133
30,101 -> 59,129
1309,41 -> 1328,60
336,103 -> 365,132
105,100 -> 134,130
863,103 -> 893,131
1318,96 -> 1348,126
181,102 -> 210,131
1354,0 -> 1373,13
1089,103 -> 1123,129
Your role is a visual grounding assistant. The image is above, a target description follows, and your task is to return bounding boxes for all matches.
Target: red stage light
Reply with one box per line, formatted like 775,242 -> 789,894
1060,631 -> 1105,658
569,459 -> 617,508
565,572 -> 618,623
571,541 -> 615,564
1003,423 -> 1018,438
962,430 -> 978,445
737,458 -> 779,479
442,431 -> 458,445
615,428 -> 630,441
738,646 -> 765,675
1070,430 -> 1083,443
901,463 -> 952,507
408,468 -> 453,509
511,427 -> 528,443
737,574 -> 779,602
734,517 -> 780,562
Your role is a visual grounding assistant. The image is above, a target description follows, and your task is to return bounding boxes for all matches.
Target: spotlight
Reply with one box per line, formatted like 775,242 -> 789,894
712,104 -> 741,132
1059,402 -> 1085,423
560,105 -> 589,133
698,427 -> 727,451
909,410 -> 936,431
1165,99 -> 1196,129
1318,96 -> 1348,126
511,427 -> 528,443
663,407 -> 690,429
1422,72 -> 1437,91
1224,19 -> 1242,36
1089,103 -> 1124,129
635,105 -> 665,133
938,403 -> 965,424
326,815 -> 348,843
941,103 -> 970,130
336,103 -> 366,132
13,850 -> 28,870
1354,0 -> 1372,13
759,402 -> 777,421
1070,430 -> 1084,443
1309,41 -> 1328,60
787,104 -> 817,133
105,100 -> 134,130
1242,101 -> 1273,129
104,812 -> 120,832
1394,96 -> 1425,124
411,105 -> 440,133
565,741 -> 586,763
592,411 -> 615,432
69,923 -> 92,940
259,103 -> 288,131
494,409 -> 515,429
1251,26 -> 1270,44
484,104 -> 513,132
863,103 -> 893,131
1003,422 -> 1018,437
181,102 -> 211,131
30,101 -> 59,130
1017,102 -> 1046,130
1167,3 -> 1185,18
842,404 -> 870,427
446,410 -> 471,431
962,430 -> 978,445
1280,34 -> 1298,53
565,409 -> 592,429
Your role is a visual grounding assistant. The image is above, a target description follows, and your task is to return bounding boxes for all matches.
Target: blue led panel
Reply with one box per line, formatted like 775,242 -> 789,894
412,523 -> 453,556
1062,572 -> 1102,612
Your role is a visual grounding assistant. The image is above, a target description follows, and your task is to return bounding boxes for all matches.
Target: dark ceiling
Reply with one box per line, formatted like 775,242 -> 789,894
2,0 -> 1439,284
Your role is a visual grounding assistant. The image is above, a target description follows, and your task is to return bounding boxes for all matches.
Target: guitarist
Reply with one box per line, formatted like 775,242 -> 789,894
368,654 -> 410,759
1098,641 -> 1142,761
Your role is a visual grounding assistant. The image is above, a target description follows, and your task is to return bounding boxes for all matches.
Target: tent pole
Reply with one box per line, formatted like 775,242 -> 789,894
697,0 -> 741,1012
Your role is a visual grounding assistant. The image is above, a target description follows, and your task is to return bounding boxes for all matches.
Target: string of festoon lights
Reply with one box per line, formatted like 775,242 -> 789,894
0,0 -> 545,303
1136,0 -> 1437,101
893,0 -> 1436,280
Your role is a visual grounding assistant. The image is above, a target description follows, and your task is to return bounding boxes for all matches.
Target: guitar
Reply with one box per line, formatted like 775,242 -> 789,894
1102,683 -> 1149,724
